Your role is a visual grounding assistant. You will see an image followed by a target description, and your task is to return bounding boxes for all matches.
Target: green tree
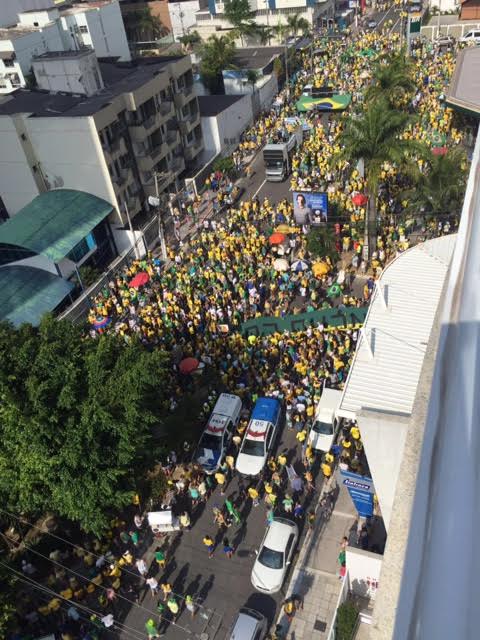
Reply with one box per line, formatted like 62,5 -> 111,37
286,13 -> 311,38
213,155 -> 236,177
365,51 -> 416,107
178,30 -> 201,52
123,7 -> 167,42
335,602 -> 359,640
245,69 -> 259,94
200,34 -> 237,94
306,225 -> 338,262
335,99 -> 419,257
401,146 -> 467,217
0,316 -> 171,535
259,25 -> 274,46
224,0 -> 258,45
0,564 -> 17,636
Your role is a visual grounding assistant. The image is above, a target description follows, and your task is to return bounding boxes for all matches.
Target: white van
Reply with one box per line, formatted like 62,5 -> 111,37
195,393 -> 242,474
460,30 -> 480,44
308,388 -> 343,453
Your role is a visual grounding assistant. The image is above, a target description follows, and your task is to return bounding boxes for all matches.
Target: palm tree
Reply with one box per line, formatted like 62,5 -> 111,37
401,147 -> 467,219
123,8 -> 167,42
200,34 -> 237,94
224,0 -> 259,45
259,25 -> 274,46
245,69 -> 259,94
178,30 -> 201,53
335,99 -> 420,258
365,51 -> 416,107
286,13 -> 311,39
306,225 -> 338,262
274,23 -> 291,96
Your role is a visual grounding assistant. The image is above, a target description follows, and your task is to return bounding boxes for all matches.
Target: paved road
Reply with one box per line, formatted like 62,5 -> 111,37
120,419 -> 324,640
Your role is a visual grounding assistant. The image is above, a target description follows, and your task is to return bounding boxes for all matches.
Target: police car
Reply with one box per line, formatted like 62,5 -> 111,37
236,397 -> 282,477
195,394 -> 242,474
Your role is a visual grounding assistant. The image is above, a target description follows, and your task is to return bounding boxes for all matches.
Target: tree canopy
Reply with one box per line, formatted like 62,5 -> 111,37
365,51 -> 416,107
0,315 -> 170,536
224,0 -> 258,45
200,34 -> 237,94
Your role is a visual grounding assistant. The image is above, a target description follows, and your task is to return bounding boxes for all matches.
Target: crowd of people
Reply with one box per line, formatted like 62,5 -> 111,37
9,16 -> 470,640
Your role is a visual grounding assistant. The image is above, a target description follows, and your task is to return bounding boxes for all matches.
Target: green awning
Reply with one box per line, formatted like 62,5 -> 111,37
0,189 -> 113,262
0,265 -> 74,327
296,94 -> 352,112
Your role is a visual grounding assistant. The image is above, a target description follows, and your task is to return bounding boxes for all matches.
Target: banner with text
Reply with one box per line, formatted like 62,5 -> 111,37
340,469 -> 375,518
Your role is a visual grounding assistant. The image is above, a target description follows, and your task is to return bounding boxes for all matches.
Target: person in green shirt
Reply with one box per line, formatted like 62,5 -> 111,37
154,548 -> 166,569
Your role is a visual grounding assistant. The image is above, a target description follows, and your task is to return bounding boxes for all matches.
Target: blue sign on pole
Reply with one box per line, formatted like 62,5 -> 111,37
340,469 -> 375,518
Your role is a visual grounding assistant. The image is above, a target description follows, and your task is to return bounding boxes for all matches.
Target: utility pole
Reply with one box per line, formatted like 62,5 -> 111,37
124,202 -> 141,259
436,0 -> 441,38
153,173 -> 168,261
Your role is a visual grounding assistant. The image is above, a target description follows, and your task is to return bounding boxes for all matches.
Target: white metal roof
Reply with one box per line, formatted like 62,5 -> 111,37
338,235 -> 457,420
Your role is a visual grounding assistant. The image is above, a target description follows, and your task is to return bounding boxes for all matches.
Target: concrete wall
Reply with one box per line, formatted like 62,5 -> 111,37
0,116 -> 40,214
201,94 -> 252,155
223,72 -> 278,115
356,409 -> 410,532
7,23 -> 64,74
168,0 -> 200,39
428,0 -> 459,12
421,19 -> 480,38
346,547 -> 383,601
33,52 -> 104,96
84,1 -> 131,61
0,0 -> 59,28
121,0 -> 172,31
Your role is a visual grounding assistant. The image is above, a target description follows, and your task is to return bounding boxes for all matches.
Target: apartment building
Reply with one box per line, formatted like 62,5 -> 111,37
0,52 -> 203,224
0,0 -> 130,95
194,0 -> 335,43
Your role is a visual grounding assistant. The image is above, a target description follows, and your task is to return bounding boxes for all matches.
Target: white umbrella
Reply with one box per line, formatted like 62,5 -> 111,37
273,258 -> 289,271
291,259 -> 309,272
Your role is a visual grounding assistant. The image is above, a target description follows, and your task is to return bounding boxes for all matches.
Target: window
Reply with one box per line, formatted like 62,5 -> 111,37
284,534 -> 295,561
4,59 -> 14,68
258,547 -> 283,570
32,165 -> 38,173
20,133 -> 26,141
79,25 -> 88,34
241,438 -> 265,457
66,233 -> 96,263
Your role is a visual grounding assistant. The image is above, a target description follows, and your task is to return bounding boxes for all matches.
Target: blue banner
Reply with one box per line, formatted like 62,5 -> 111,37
340,469 -> 375,518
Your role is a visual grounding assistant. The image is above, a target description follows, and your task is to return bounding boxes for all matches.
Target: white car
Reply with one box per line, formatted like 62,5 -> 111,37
251,518 -> 298,594
460,30 -> 480,44
236,397 -> 281,477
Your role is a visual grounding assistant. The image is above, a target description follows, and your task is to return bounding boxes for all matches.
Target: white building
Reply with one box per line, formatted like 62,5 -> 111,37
0,0 -> 130,94
198,93 -> 252,155
194,0 -> 334,44
0,0 -> 64,28
32,48 -> 104,96
168,0 -> 201,40
0,55 -> 203,226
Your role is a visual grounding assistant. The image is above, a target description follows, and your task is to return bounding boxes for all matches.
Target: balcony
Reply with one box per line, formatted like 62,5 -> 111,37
171,156 -> 185,174
102,137 -> 122,155
128,114 -> 158,141
184,139 -> 203,160
166,129 -> 179,146
112,172 -> 127,187
126,195 -> 140,212
173,84 -> 195,109
159,100 -> 173,118
137,153 -> 155,172
179,113 -> 198,136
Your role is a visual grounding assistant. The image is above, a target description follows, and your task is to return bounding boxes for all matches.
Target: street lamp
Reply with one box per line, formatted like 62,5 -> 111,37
148,173 -> 168,260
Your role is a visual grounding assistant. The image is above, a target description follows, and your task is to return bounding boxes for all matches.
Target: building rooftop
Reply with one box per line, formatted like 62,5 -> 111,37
338,234 -> 457,420
0,24 -> 48,39
198,94 -> 243,117
445,46 -> 480,118
0,188 -> 113,262
231,46 -> 284,70
0,56 -> 186,118
33,48 -> 93,61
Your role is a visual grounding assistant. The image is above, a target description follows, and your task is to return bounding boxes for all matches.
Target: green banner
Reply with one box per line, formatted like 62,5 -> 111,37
241,306 -> 367,337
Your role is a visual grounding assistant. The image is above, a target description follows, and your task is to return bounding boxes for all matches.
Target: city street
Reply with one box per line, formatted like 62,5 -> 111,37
120,414 -> 325,640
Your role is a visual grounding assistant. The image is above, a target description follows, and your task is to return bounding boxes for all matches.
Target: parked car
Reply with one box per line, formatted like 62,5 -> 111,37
236,397 -> 282,477
251,518 -> 298,594
195,393 -> 242,474
367,19 -> 377,29
460,30 -> 480,44
435,34 -> 455,48
308,388 -> 343,453
228,607 -> 268,640
408,3 -> 422,11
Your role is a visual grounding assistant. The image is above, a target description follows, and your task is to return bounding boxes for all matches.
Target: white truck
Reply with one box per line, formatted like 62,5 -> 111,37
263,124 -> 303,182
308,388 -> 343,453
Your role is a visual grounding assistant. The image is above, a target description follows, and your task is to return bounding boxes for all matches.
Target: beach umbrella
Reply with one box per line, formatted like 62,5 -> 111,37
93,316 -> 111,330
359,70 -> 370,80
179,357 -> 200,375
291,259 -> 309,272
352,193 -> 368,207
312,261 -> 329,277
129,271 -> 150,288
269,232 -> 286,245
275,224 -> 291,234
273,258 -> 289,272
432,146 -> 447,156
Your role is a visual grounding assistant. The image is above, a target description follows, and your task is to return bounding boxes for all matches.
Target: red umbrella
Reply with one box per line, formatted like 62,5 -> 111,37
129,271 -> 150,288
269,232 -> 286,245
432,146 -> 447,156
352,193 -> 368,207
179,357 -> 200,375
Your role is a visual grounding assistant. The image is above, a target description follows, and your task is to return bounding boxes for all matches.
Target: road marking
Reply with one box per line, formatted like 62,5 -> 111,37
390,15 -> 401,34
377,4 -> 397,28
252,178 -> 266,199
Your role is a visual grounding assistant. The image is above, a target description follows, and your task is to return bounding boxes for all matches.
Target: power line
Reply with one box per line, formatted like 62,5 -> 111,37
0,508 -> 198,634
0,560 -> 147,640
0,507 -> 209,614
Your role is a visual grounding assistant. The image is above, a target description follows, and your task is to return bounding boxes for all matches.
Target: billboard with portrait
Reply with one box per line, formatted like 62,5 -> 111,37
292,191 -> 328,226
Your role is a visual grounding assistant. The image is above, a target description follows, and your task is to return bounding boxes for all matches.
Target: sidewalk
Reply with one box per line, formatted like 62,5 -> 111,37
278,472 -> 358,640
